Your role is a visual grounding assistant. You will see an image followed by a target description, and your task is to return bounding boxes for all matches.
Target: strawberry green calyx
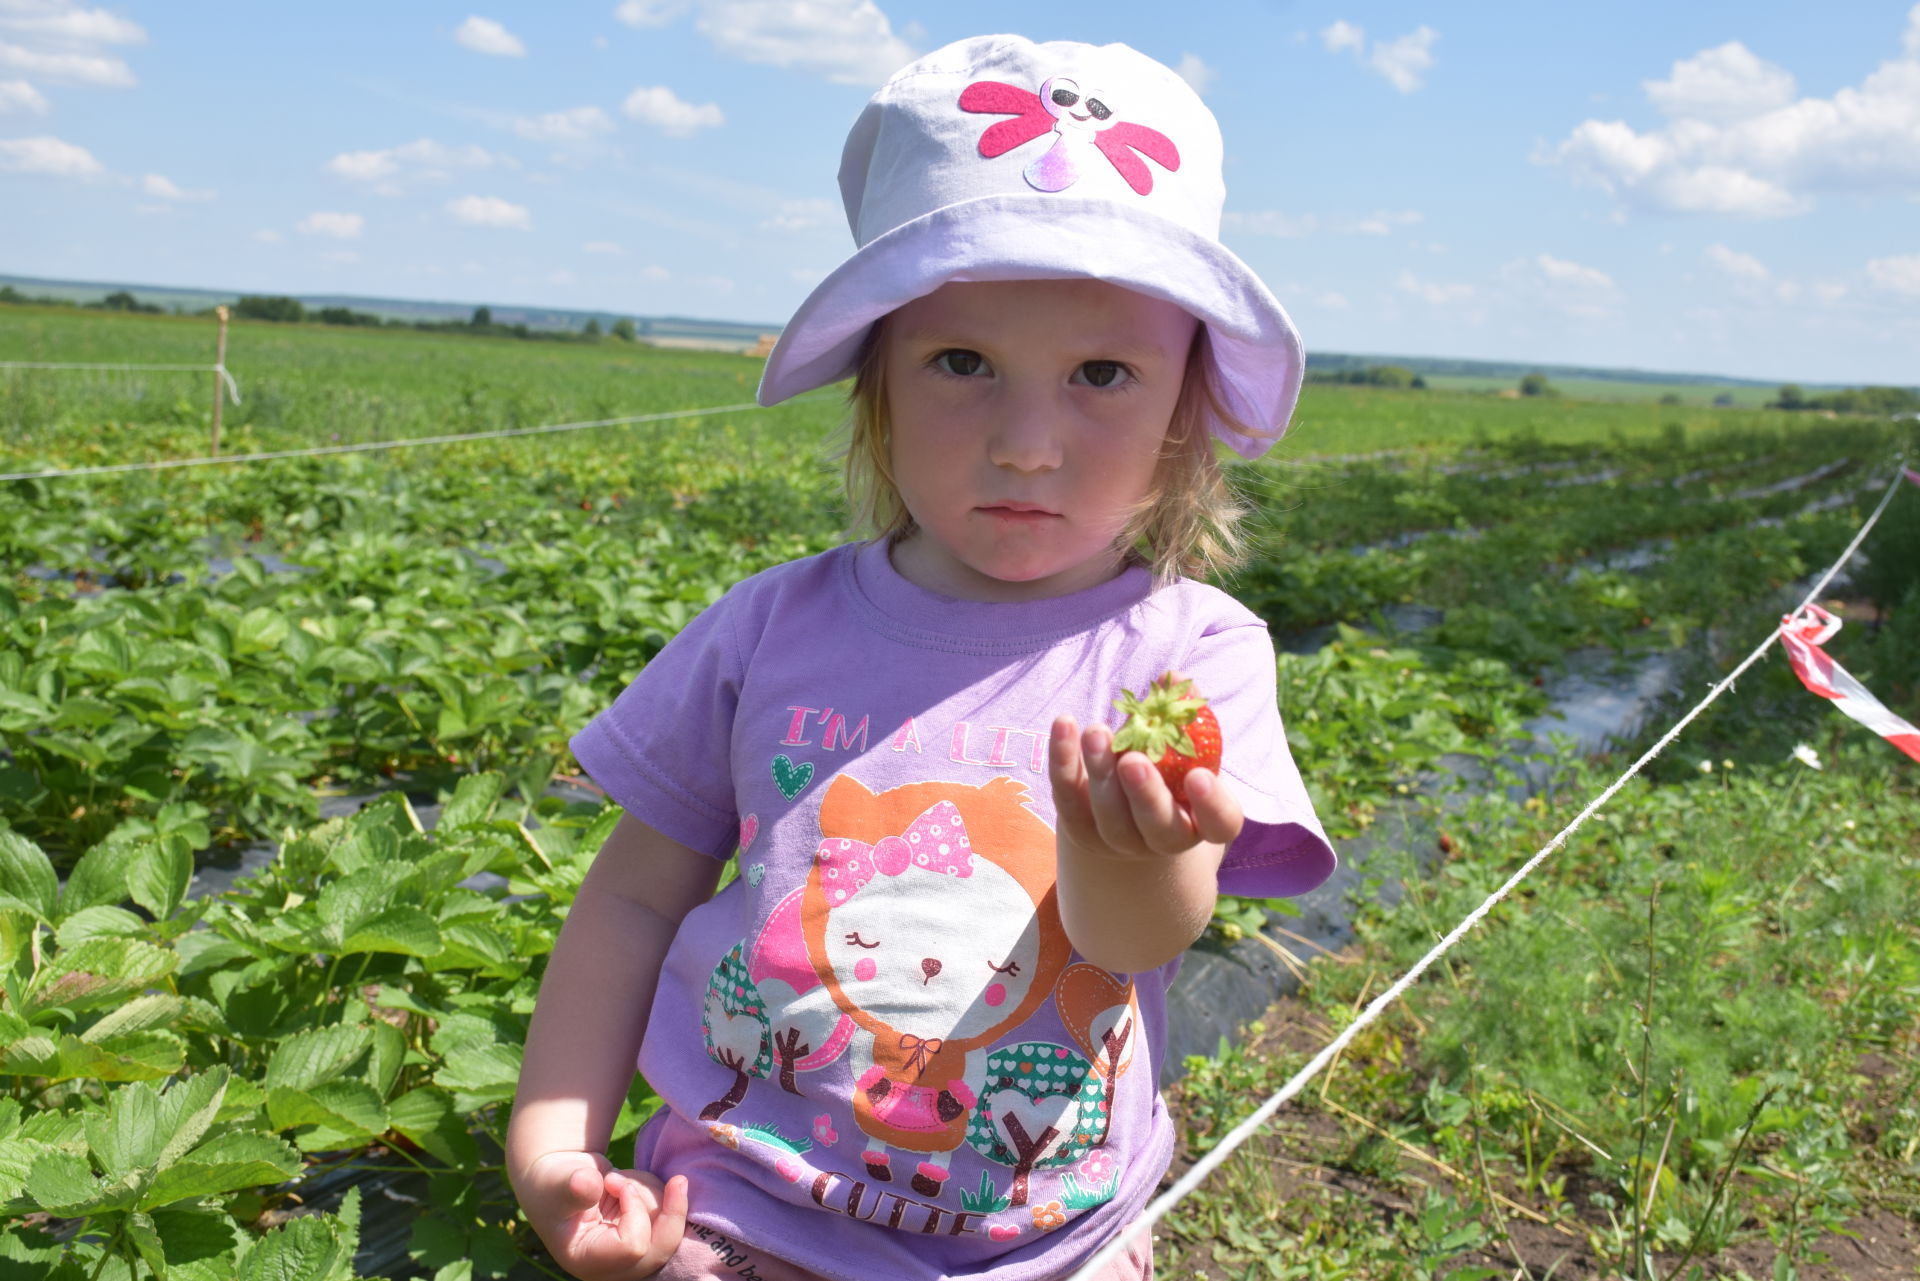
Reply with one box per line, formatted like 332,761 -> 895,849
1111,673 -> 1205,761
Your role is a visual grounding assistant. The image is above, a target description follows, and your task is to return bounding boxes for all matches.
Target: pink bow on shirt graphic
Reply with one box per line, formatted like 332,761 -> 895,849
814,800 -> 976,903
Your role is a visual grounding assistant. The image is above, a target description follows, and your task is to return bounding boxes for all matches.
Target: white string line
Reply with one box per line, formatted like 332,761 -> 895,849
0,399 -> 779,482
1067,458 -> 1910,1281
0,360 -> 241,405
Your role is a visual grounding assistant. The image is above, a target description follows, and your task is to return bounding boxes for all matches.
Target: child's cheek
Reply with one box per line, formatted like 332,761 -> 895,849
854,957 -> 878,982
984,982 -> 1007,1007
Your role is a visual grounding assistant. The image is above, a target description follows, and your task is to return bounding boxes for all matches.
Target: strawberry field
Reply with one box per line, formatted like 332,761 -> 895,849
3,305 -> 1918,1279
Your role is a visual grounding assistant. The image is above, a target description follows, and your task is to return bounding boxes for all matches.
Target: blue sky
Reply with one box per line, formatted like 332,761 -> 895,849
3,1 -> 1918,384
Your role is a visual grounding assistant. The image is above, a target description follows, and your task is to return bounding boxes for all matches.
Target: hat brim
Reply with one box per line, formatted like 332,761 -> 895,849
756,193 -> 1302,460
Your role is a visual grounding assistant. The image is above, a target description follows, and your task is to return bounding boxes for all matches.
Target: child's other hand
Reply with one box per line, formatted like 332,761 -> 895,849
518,1150 -> 688,1279
1049,714 -> 1244,858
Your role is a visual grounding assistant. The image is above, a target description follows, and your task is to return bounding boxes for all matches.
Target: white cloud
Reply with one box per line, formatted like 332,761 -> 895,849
790,266 -> 825,284
327,138 -> 503,190
454,16 -> 526,58
298,211 -> 364,239
1320,21 -> 1364,56
513,106 -> 614,142
548,268 -> 575,285
583,240 -> 626,255
142,172 -> 212,201
614,0 -> 689,26
622,84 -> 724,136
1867,252 -> 1920,297
0,39 -> 130,85
1320,20 -> 1437,93
1552,14 -> 1920,218
1370,26 -> 1438,94
0,132 -> 97,174
694,0 -> 913,86
0,1 -> 141,89
640,263 -> 670,281
759,196 -> 836,232
1224,208 -> 1422,237
253,228 -> 281,243
1225,209 -> 1318,237
1173,53 -> 1216,97
1396,271 -> 1475,306
1534,253 -> 1616,292
0,3 -> 144,45
0,78 -> 46,111
1706,243 -> 1770,281
1645,42 -> 1797,123
447,194 -> 532,229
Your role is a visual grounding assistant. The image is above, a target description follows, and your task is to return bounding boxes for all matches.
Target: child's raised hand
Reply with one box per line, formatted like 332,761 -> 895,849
1048,713 -> 1244,859
517,1150 -> 688,1280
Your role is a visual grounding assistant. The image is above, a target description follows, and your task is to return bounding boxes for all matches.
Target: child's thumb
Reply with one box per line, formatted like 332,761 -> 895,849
564,1161 -> 608,1210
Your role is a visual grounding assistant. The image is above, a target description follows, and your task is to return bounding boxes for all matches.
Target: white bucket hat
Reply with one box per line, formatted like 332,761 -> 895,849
755,33 -> 1304,460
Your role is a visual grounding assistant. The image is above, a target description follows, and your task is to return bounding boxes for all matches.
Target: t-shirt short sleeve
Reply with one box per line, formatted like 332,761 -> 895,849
568,593 -> 744,859
1178,614 -> 1335,900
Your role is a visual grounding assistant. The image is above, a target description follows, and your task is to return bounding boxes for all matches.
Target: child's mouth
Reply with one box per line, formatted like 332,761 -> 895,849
979,503 -> 1057,523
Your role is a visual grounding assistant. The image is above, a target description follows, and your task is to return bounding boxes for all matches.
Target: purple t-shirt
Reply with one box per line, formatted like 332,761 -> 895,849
570,540 -> 1333,1279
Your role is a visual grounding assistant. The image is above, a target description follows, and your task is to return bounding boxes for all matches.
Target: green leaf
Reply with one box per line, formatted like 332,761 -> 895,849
61,839 -> 143,914
25,1148 -> 141,1216
235,608 -> 290,655
148,1207 -> 246,1281
339,907 -> 441,958
438,773 -> 505,830
267,1080 -> 388,1147
25,936 -> 179,1018
54,905 -> 148,948
143,1130 -> 300,1208
127,1211 -> 168,1279
434,1043 -> 521,1112
235,1214 -> 349,1281
83,993 -> 192,1043
264,1023 -> 372,1092
128,837 -> 194,923
388,1086 -> 478,1168
0,831 -> 56,922
0,1029 -> 186,1084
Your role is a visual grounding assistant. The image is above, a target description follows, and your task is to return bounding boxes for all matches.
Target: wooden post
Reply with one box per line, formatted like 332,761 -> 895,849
211,305 -> 230,457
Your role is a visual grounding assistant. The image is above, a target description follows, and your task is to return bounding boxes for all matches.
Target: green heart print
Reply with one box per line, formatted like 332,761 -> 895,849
771,753 -> 814,801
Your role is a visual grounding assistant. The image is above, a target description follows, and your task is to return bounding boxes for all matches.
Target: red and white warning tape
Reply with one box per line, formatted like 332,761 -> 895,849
1780,603 -> 1920,762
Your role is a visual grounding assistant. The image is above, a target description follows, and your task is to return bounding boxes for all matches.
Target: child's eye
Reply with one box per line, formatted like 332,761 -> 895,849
1075,360 -> 1133,389
988,958 -> 1021,976
845,932 -> 880,949
932,349 -> 985,377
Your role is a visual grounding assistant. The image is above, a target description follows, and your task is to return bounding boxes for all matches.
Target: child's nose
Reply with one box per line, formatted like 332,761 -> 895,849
986,387 -> 1063,473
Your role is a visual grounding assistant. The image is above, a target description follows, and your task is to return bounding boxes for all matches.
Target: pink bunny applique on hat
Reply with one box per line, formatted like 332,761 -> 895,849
959,75 -> 1180,195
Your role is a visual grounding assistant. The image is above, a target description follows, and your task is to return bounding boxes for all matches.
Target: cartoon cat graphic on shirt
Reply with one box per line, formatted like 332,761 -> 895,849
801,774 -> 1073,1198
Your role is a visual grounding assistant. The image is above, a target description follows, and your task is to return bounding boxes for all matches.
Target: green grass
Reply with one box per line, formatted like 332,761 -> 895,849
2,303 -> 1916,1280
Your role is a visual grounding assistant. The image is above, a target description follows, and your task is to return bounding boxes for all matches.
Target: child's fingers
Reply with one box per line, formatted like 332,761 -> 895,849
637,1174 -> 691,1273
1181,768 -> 1245,847
1112,751 -> 1194,851
1048,716 -> 1095,830
1081,723 -> 1154,851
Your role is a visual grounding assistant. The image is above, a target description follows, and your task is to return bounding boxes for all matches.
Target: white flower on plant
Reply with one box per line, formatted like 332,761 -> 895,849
1697,759 -> 1713,774
1790,743 -> 1822,771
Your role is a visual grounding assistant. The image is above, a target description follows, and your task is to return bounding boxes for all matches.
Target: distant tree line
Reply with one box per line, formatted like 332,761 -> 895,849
0,286 -> 644,344
1771,383 -> 1920,416
0,285 -> 163,314
1306,363 -> 1427,389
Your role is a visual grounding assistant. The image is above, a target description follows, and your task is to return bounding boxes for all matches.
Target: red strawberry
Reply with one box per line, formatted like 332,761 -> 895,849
1111,673 -> 1222,803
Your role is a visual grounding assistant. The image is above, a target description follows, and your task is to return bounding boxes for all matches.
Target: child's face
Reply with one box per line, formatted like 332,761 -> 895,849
881,278 -> 1197,602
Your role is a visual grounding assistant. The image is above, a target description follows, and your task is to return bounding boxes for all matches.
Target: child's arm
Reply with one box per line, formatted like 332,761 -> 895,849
508,813 -> 723,1279
1047,714 -> 1243,974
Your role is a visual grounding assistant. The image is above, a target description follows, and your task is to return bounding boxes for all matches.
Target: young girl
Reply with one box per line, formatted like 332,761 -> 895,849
508,34 -> 1335,1281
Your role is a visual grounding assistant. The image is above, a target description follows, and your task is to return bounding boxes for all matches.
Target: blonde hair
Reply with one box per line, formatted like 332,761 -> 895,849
841,319 -> 1263,585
